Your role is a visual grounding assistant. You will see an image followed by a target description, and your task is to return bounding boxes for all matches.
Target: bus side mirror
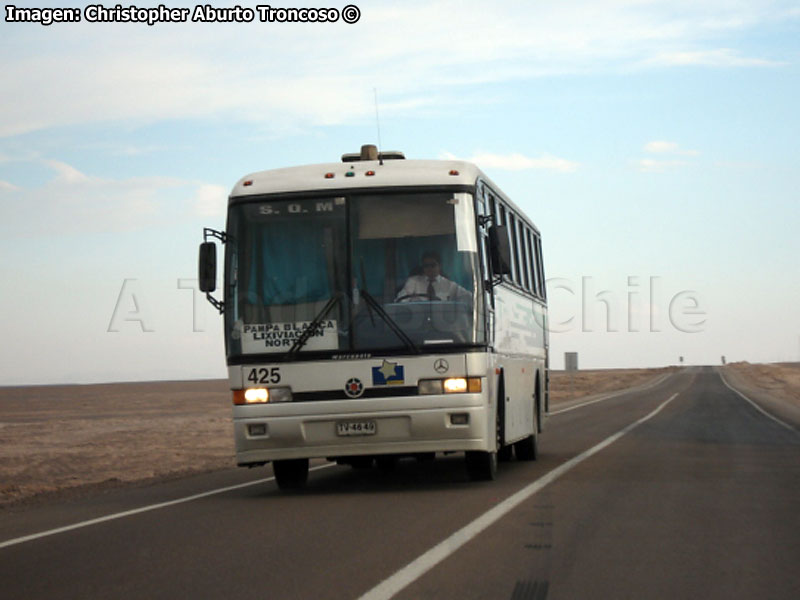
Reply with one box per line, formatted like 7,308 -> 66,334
488,225 -> 512,276
198,242 -> 217,292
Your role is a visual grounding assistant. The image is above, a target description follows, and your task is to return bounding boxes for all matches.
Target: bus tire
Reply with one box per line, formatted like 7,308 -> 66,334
498,444 -> 514,462
496,373 -> 512,462
376,455 -> 398,472
273,458 -> 309,490
465,450 -> 498,481
350,456 -> 374,469
514,432 -> 538,461
515,377 -> 541,461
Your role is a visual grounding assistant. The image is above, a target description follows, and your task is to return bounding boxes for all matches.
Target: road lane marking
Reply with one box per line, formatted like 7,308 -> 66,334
0,371 -> 675,553
0,464 -> 336,550
358,393 -> 679,600
550,372 -> 672,416
718,370 -> 797,433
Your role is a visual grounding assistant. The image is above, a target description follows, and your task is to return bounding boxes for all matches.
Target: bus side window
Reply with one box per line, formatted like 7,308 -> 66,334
536,236 -> 547,300
525,228 -> 536,295
534,234 -> 545,299
477,193 -> 493,303
519,221 -> 531,292
499,204 -> 517,284
508,212 -> 522,285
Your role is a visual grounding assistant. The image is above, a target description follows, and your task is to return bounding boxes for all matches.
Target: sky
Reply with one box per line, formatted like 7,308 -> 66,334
1,0 -> 799,384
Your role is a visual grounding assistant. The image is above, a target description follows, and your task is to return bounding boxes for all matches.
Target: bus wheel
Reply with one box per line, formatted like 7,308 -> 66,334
514,432 -> 538,461
376,455 -> 398,472
273,458 -> 309,490
350,456 -> 374,469
465,450 -> 498,481
498,444 -> 514,462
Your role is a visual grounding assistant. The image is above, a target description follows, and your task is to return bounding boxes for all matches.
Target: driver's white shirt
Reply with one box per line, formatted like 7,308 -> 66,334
395,274 -> 471,302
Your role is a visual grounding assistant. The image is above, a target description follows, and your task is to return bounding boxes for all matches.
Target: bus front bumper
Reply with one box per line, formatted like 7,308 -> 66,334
233,396 -> 492,465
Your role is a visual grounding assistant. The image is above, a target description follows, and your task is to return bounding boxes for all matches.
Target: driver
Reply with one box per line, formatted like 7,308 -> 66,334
395,251 -> 471,303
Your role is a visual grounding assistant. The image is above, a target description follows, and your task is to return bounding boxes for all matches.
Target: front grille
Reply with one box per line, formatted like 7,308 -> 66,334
292,386 -> 418,402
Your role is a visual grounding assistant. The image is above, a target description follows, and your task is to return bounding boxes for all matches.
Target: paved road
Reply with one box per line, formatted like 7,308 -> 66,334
1,368 -> 798,599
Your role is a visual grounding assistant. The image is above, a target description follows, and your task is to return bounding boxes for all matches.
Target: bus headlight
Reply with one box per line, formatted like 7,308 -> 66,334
234,387 -> 293,405
418,378 -> 481,395
244,388 -> 269,403
443,378 -> 468,393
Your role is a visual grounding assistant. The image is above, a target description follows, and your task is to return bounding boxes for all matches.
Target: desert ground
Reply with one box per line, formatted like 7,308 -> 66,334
719,361 -> 800,428
0,380 -> 233,507
721,362 -> 800,406
548,367 -> 674,403
0,364 -> 795,507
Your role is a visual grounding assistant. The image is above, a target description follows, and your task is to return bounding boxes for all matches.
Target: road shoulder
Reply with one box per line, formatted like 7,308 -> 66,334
718,366 -> 800,431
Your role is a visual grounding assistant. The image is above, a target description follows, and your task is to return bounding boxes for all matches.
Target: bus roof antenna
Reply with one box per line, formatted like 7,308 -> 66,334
374,88 -> 384,165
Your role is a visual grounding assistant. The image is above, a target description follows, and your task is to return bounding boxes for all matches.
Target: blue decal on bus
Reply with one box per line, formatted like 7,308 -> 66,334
372,360 -> 405,385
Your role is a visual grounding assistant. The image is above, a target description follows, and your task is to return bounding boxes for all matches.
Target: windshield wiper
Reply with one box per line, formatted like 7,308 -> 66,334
287,294 -> 341,357
359,288 -> 421,354
359,258 -> 376,327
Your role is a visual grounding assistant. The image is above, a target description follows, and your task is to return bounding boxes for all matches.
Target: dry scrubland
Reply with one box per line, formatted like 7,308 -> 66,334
548,368 -> 673,403
0,380 -> 232,507
722,362 -> 800,406
1,364 -> 794,507
720,362 -> 800,427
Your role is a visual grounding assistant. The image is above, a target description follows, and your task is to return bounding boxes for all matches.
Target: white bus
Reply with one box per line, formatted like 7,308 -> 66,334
199,145 -> 549,489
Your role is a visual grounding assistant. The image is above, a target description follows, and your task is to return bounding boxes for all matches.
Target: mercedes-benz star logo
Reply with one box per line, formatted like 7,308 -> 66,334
433,359 -> 449,374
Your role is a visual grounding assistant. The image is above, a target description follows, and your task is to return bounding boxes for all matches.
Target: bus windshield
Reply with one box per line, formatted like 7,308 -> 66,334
225,191 -> 484,359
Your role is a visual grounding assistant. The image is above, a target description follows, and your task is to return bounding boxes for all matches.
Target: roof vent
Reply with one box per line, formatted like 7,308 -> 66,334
362,144 -> 378,161
341,144 -> 405,162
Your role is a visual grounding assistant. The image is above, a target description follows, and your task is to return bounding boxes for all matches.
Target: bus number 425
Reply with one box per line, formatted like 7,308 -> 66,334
248,367 -> 281,384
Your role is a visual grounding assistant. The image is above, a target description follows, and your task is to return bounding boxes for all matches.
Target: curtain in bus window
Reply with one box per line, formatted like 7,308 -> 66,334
353,238 -> 386,297
246,221 -> 331,305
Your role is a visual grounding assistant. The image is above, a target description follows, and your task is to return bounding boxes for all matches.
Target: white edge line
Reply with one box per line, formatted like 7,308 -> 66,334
0,464 -> 336,550
0,370 -> 675,552
718,370 -> 797,433
357,392 -> 679,600
550,373 -> 671,416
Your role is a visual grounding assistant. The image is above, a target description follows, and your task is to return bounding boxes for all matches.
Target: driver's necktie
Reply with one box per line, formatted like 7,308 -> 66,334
427,279 -> 436,301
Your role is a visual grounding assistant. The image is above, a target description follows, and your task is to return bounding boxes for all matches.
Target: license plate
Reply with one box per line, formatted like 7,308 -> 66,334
336,421 -> 377,436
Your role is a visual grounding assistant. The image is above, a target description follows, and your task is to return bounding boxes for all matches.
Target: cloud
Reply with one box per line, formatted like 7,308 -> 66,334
644,141 -> 699,156
639,48 -> 785,68
77,142 -> 169,157
0,159 -> 223,236
637,140 -> 699,170
43,159 -> 93,184
0,0 -> 793,137
192,184 -> 228,217
634,158 -> 689,172
441,151 -> 579,173
0,180 -> 19,192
